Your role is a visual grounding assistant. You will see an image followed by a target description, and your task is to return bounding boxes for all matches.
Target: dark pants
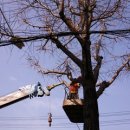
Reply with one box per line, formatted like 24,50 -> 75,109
68,93 -> 79,99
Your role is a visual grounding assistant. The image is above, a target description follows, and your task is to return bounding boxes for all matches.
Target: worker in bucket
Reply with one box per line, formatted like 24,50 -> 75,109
68,82 -> 80,99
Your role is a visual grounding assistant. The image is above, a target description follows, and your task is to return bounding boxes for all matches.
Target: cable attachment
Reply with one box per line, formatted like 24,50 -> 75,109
48,113 -> 52,127
33,82 -> 44,97
29,82 -> 44,98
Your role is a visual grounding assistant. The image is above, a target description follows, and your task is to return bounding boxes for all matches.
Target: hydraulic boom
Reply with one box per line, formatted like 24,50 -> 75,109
0,82 -> 64,109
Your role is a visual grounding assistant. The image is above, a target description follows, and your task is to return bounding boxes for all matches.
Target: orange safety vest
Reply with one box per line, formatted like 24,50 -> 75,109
69,83 -> 80,94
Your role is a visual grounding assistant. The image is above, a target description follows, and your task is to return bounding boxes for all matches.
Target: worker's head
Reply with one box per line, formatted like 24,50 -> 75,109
74,83 -> 80,87
70,82 -> 80,87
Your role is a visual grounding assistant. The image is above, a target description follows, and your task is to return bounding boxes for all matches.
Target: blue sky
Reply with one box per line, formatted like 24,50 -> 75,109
0,0 -> 130,130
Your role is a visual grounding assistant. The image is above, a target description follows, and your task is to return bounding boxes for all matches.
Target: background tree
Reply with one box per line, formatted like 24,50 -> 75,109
0,0 -> 130,130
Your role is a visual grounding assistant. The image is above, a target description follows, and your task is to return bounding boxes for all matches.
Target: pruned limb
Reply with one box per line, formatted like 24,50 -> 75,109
96,81 -> 109,98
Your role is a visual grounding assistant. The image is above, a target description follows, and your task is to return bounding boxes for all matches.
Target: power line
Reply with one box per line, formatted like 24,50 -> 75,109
0,120 -> 129,128
101,110 -> 130,117
1,110 -> 130,120
0,116 -> 130,128
0,111 -> 130,129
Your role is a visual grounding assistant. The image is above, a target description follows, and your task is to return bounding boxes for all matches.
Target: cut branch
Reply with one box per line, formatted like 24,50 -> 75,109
96,81 -> 109,98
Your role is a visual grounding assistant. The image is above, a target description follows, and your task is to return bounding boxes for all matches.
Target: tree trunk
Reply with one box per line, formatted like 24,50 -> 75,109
81,38 -> 99,130
83,79 -> 99,130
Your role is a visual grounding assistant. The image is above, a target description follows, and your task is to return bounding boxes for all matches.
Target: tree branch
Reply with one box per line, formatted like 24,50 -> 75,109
28,57 -> 68,76
58,0 -> 84,44
93,34 -> 103,83
92,0 -> 121,22
93,56 -> 103,83
108,57 -> 130,85
96,56 -> 130,98
51,37 -> 82,68
96,81 -> 109,98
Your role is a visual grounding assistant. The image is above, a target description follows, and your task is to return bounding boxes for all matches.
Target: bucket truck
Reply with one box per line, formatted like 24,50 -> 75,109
0,81 -> 84,123
0,82 -> 63,109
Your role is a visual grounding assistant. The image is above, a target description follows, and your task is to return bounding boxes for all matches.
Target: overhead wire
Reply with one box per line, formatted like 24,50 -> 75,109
0,110 -> 130,129
0,121 -> 129,128
0,111 -> 130,123
0,0 -> 130,129
1,110 -> 130,120
101,110 -> 130,117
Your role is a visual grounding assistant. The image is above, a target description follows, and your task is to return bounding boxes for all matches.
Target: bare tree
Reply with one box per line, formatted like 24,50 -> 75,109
0,0 -> 130,130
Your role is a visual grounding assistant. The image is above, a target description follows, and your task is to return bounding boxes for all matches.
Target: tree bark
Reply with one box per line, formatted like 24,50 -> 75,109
81,38 -> 99,130
83,80 -> 99,130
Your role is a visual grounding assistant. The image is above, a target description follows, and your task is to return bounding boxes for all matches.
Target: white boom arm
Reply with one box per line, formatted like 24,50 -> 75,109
0,82 -> 64,108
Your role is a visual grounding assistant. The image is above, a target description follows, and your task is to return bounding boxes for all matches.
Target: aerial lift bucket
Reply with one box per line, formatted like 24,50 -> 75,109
63,99 -> 84,123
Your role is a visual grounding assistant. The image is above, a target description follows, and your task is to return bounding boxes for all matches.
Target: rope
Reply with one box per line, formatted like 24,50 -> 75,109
64,87 -> 69,99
